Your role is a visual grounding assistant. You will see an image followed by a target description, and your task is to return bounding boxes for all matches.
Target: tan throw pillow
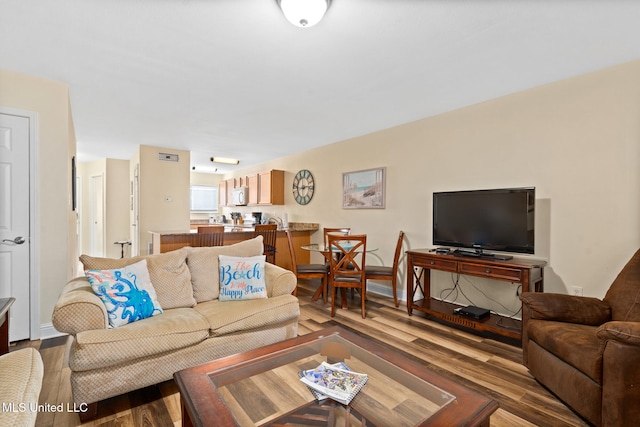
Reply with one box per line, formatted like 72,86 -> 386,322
79,248 -> 195,309
186,235 -> 264,302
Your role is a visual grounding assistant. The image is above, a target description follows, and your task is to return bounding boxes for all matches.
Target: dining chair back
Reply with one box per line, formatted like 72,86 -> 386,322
365,231 -> 404,307
323,228 -> 351,266
285,230 -> 329,298
254,224 -> 278,264
328,234 -> 367,318
197,232 -> 225,247
197,225 -> 224,233
323,227 -> 351,247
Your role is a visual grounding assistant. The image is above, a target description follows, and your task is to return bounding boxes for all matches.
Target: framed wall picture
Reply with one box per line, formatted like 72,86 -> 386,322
71,156 -> 77,211
342,167 -> 386,209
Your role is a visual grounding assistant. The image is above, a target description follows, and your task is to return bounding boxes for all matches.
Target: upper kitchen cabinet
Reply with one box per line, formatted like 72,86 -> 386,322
247,173 -> 259,205
256,170 -> 284,205
218,180 -> 228,206
220,169 -> 284,206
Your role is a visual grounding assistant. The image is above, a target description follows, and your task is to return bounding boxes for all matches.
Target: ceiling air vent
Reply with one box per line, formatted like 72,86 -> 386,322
158,152 -> 179,162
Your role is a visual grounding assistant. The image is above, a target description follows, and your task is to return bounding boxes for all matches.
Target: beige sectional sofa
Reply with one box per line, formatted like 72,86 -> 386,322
52,236 -> 299,418
0,348 -> 44,427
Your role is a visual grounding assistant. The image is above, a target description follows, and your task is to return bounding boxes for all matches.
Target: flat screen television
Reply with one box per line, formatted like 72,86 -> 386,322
432,187 -> 535,258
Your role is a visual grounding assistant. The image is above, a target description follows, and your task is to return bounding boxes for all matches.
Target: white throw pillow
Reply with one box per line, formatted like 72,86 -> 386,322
218,255 -> 268,301
85,259 -> 163,328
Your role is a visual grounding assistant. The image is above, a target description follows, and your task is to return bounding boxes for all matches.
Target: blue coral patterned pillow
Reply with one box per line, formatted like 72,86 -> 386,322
85,259 -> 163,328
218,255 -> 267,301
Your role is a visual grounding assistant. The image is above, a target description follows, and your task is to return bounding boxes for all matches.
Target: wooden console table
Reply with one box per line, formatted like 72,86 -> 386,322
406,249 -> 546,344
0,297 -> 15,355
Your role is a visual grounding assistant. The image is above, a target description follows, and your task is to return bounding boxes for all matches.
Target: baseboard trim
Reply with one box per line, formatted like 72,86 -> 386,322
40,323 -> 67,340
366,281 -> 406,303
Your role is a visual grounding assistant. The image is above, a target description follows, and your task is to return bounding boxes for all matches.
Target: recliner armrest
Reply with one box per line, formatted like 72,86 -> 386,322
597,321 -> 640,346
520,292 -> 611,325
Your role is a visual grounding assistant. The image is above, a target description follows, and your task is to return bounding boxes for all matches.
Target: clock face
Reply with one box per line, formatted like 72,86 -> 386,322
292,169 -> 315,205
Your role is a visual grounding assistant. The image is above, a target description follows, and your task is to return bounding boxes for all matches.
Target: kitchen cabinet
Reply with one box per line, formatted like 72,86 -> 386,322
218,180 -> 228,207
220,170 -> 284,206
257,170 -> 284,205
247,173 -> 259,205
225,179 -> 234,205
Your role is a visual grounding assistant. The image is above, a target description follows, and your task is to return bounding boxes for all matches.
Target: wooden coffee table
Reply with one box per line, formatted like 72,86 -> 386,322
174,326 -> 498,426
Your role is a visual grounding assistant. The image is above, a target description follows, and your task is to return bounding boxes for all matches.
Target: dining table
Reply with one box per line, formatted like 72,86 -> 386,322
300,243 -> 378,303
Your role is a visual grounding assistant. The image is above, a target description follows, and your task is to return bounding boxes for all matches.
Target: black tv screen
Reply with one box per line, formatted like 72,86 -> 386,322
433,187 -> 535,255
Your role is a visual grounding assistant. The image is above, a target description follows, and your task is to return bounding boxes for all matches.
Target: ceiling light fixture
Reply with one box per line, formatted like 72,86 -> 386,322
210,156 -> 239,165
277,0 -> 331,28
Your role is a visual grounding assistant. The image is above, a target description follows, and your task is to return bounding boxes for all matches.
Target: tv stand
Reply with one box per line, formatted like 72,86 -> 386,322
406,249 -> 546,345
452,249 -> 513,261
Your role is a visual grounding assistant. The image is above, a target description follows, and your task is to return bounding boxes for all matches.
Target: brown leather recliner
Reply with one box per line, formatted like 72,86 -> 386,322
520,249 -> 640,427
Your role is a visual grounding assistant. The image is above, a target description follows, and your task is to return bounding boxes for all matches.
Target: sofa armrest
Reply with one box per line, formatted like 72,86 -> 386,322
0,348 -> 43,427
264,263 -> 297,297
597,321 -> 640,346
51,277 -> 108,335
520,292 -> 611,325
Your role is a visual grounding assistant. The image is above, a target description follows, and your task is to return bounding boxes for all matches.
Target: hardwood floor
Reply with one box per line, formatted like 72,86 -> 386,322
12,280 -> 589,427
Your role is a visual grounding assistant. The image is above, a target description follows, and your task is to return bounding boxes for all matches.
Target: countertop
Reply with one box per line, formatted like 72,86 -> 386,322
151,222 -> 319,235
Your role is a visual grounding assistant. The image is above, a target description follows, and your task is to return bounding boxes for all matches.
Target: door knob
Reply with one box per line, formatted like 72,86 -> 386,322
2,236 -> 25,245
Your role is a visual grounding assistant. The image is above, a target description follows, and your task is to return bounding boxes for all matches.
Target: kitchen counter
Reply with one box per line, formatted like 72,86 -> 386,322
149,223 -> 319,270
186,222 -> 319,233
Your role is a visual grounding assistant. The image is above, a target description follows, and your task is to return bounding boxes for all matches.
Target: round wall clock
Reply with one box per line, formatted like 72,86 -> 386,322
292,169 -> 315,205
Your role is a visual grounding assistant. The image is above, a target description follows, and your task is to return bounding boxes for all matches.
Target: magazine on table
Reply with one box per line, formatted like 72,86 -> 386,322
299,361 -> 368,405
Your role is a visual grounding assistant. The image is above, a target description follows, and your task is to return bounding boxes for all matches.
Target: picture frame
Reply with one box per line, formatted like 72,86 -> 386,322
71,156 -> 77,211
342,167 -> 386,209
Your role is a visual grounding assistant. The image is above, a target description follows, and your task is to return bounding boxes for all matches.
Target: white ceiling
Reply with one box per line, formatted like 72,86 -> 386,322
2,0 -> 640,173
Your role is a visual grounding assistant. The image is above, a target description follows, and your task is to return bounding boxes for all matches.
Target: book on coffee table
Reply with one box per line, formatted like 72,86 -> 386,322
299,362 -> 368,405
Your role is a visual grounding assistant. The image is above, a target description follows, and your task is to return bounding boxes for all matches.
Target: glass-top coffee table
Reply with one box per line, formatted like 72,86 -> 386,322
174,326 -> 498,426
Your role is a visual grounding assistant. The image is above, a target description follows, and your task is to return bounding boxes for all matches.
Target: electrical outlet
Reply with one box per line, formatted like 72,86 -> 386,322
570,286 -> 583,296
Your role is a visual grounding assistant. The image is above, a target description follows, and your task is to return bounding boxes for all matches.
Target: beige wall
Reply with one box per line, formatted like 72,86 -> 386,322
105,159 -> 131,258
224,59 -> 640,313
2,58 -> 638,331
78,158 -> 130,260
0,69 -> 77,334
136,145 -> 190,255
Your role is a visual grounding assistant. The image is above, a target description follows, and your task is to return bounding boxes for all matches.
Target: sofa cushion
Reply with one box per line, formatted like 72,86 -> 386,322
186,236 -> 264,302
194,295 -> 300,336
85,260 -> 163,328
527,319 -> 603,383
70,308 -> 210,371
218,255 -> 267,301
0,348 -> 43,427
80,248 -> 195,309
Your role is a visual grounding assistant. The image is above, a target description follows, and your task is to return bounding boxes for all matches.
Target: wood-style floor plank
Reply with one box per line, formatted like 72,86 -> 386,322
9,279 -> 589,426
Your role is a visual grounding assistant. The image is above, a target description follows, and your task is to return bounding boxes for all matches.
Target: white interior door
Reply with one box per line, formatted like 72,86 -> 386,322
90,174 -> 104,256
0,113 -> 31,341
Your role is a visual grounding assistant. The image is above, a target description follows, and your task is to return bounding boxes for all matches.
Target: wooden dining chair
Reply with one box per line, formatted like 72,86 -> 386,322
254,223 -> 278,264
323,227 -> 350,247
197,232 -> 224,247
285,230 -> 329,299
323,227 -> 351,266
327,234 -> 367,318
197,225 -> 224,233
365,231 -> 404,307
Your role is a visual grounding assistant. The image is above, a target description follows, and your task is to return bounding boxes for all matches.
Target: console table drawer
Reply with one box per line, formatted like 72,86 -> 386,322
459,263 -> 522,282
420,257 -> 458,272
